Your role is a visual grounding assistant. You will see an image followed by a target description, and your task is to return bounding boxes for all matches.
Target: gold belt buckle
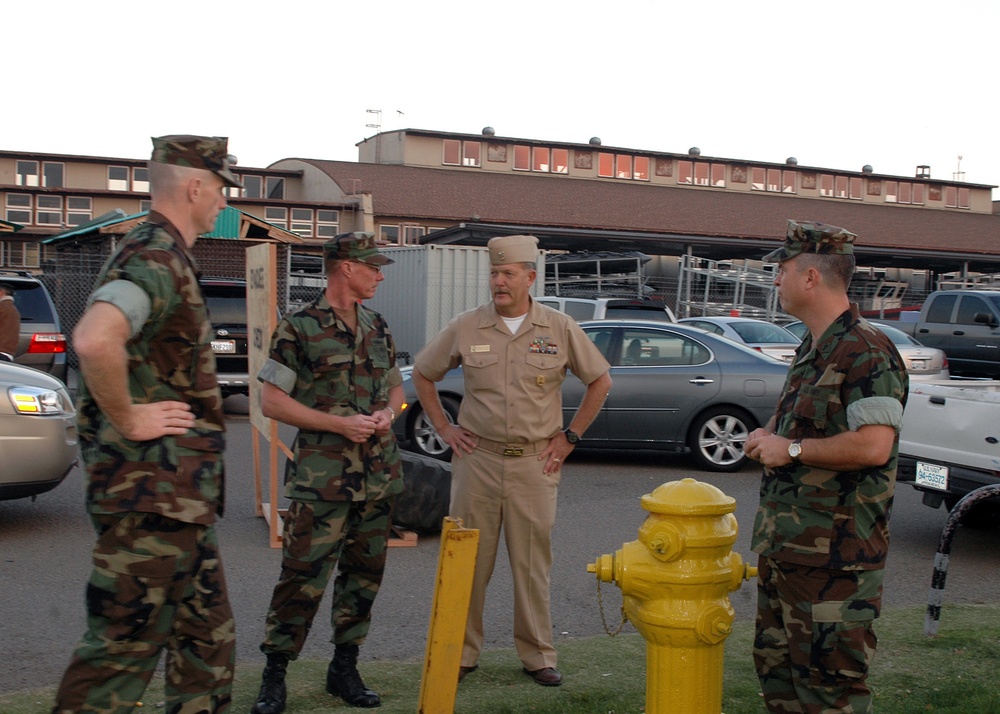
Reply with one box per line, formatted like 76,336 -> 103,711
503,446 -> 524,457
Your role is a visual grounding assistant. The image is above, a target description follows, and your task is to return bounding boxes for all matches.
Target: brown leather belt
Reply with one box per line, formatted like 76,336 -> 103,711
475,436 -> 550,457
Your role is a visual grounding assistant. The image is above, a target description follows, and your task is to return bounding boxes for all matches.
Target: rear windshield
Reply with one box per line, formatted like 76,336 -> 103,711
12,285 -> 56,324
604,307 -> 671,321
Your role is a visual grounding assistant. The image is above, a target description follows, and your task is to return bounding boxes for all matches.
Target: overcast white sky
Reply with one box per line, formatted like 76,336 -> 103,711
7,0 -> 999,194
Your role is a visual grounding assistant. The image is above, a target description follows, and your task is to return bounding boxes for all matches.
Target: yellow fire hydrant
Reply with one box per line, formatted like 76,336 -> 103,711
587,477 -> 757,714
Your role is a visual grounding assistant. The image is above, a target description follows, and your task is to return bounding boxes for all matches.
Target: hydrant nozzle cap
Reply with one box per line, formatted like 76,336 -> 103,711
641,478 -> 736,516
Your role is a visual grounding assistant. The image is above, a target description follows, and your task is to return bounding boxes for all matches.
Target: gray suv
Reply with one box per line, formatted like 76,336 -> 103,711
0,271 -> 68,382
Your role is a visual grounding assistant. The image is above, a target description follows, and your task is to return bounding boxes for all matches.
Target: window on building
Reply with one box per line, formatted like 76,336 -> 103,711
15,161 -> 39,187
379,225 -> 400,245
108,166 -> 129,191
290,208 -> 314,237
944,186 -> 971,209
139,199 -> 152,213
36,195 -> 63,225
443,140 -> 481,167
532,147 -> 550,172
552,148 -> 569,174
462,141 -> 481,167
264,206 -> 287,228
818,174 -> 863,200
679,161 -> 725,187
316,209 -> 339,238
133,167 -> 150,193
616,155 -> 632,179
513,145 -> 531,171
598,152 -> 614,178
43,162 -> 64,188
266,177 -> 285,200
243,175 -> 262,199
5,194 -> 32,223
884,181 -> 925,205
66,197 -> 93,226
402,224 -> 425,244
7,241 -> 41,268
634,156 -> 650,181
751,167 -> 795,193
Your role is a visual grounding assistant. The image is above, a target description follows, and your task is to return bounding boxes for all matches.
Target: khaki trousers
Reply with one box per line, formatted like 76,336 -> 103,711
450,446 -> 560,671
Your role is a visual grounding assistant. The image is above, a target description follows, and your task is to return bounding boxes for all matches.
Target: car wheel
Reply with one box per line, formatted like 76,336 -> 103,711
407,395 -> 460,461
687,406 -> 756,472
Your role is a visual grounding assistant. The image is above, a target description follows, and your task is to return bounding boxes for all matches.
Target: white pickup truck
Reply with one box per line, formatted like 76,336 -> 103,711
896,380 -> 1000,522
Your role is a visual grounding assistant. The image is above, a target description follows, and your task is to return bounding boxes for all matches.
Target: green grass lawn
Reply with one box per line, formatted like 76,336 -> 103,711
5,603 -> 999,713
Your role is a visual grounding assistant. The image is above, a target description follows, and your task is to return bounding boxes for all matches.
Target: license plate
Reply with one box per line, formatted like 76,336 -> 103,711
910,359 -> 927,370
212,339 -> 236,354
915,461 -> 949,491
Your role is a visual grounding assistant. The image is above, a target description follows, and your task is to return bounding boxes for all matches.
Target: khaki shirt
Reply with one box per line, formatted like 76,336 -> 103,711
415,299 -> 609,443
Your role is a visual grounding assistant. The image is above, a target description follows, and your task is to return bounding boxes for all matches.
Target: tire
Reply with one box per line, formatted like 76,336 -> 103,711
687,405 -> 756,472
393,451 -> 452,533
406,395 -> 460,461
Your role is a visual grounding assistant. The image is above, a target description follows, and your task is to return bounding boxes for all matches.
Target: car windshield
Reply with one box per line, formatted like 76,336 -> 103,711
730,321 -> 797,344
204,294 -> 247,326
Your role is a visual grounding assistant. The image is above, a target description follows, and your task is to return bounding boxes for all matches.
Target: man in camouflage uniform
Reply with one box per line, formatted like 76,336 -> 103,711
53,135 -> 243,714
250,232 -> 404,713
743,220 -> 908,713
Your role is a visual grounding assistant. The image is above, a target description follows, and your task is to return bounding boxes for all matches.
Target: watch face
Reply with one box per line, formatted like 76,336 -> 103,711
565,429 -> 580,443
789,441 -> 802,458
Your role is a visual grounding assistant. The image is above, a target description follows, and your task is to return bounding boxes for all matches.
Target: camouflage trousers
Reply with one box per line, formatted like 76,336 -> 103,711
53,512 -> 235,714
753,557 -> 883,714
260,497 -> 394,657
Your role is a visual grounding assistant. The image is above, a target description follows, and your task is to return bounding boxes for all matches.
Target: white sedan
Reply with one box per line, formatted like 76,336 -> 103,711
678,316 -> 800,363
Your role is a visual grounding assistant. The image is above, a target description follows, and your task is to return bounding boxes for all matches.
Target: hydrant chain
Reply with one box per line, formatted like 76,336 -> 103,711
596,578 -> 628,637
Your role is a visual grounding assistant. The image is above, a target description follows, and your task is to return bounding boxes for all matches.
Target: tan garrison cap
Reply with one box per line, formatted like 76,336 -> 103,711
488,234 -> 539,265
763,220 -> 857,263
150,134 -> 244,189
323,232 -> 394,265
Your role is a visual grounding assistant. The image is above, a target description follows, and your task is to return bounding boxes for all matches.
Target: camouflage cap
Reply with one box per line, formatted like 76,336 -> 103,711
150,134 -> 244,189
488,234 -> 539,265
762,220 -> 857,263
323,231 -> 394,265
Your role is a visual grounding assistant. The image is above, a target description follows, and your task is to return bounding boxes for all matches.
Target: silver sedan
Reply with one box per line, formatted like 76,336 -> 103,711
784,319 -> 950,380
0,360 -> 78,501
393,319 -> 789,472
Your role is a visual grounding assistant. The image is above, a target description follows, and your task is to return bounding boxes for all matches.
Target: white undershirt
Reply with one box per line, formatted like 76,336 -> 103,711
501,314 -> 528,334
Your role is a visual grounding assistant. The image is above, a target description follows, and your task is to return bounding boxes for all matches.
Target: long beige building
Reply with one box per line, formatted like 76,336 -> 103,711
3,128 -> 999,283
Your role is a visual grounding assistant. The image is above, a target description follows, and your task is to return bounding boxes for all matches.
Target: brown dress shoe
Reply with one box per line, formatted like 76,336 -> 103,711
523,666 -> 562,686
458,665 -> 478,682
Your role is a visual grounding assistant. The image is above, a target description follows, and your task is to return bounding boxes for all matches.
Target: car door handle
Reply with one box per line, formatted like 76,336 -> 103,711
689,377 -> 715,385
953,330 -> 965,335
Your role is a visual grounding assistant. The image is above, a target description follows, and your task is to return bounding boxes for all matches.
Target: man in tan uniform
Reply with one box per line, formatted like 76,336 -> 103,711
412,234 -> 612,687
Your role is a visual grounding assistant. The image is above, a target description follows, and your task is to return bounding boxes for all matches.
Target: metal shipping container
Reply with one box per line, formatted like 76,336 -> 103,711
363,244 -> 546,362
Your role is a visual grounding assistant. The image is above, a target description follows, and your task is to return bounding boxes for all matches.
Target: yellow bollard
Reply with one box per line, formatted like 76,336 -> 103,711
588,478 -> 757,714
417,517 -> 479,714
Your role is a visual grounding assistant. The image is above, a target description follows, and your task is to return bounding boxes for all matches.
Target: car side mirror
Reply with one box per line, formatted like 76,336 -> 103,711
973,312 -> 999,329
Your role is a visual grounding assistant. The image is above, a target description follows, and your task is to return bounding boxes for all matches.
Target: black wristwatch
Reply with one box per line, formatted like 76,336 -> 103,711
563,428 -> 581,444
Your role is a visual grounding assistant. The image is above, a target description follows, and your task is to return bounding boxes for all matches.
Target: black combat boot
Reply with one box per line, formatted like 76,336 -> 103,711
326,644 -> 381,708
251,652 -> 289,714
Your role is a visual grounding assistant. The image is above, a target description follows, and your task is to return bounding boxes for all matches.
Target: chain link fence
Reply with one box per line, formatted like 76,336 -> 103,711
41,238 -> 300,371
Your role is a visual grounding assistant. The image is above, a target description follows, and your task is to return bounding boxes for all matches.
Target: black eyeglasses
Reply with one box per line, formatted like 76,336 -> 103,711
350,260 -> 382,274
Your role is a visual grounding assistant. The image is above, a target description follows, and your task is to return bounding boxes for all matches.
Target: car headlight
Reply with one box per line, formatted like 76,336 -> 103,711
8,386 -> 71,415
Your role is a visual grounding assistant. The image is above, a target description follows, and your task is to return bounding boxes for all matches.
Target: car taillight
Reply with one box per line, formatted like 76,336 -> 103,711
27,333 -> 67,354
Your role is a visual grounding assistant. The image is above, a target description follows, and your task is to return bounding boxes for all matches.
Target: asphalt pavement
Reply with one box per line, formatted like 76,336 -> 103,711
2,395 -> 1000,696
